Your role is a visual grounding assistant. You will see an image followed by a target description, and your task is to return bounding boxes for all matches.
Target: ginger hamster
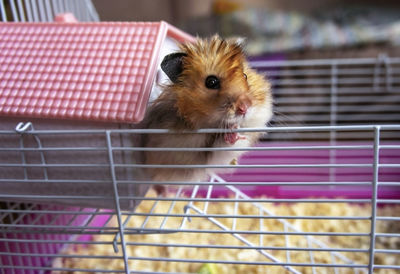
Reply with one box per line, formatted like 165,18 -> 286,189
140,35 -> 273,186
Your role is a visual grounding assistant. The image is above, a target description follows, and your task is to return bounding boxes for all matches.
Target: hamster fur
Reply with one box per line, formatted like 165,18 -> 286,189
140,35 -> 273,184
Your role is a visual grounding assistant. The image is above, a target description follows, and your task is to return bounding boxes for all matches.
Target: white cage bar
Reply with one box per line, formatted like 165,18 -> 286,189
0,122 -> 399,273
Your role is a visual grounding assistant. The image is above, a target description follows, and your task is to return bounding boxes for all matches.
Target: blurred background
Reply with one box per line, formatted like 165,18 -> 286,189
1,0 -> 399,129
92,0 -> 400,59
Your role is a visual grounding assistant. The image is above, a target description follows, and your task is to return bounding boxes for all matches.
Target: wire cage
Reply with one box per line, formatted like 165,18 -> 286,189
0,2 -> 400,273
0,56 -> 399,273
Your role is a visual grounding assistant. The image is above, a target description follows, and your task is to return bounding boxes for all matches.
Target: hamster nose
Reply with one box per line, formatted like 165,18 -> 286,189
235,95 -> 251,116
236,103 -> 248,116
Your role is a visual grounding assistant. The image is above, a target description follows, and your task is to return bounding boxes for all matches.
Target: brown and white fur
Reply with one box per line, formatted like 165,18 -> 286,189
139,36 -> 273,187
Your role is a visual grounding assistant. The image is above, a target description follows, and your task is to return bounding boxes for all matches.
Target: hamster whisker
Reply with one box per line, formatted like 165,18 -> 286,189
272,110 -> 305,127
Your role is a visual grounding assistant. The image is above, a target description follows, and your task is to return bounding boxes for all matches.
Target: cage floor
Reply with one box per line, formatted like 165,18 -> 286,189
45,178 -> 400,274
53,188 -> 400,273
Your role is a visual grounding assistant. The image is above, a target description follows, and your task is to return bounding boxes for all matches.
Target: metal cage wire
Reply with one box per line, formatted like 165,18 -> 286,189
0,0 -> 99,22
0,56 -> 399,273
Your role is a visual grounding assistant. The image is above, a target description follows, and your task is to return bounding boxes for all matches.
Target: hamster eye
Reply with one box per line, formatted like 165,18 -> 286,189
205,75 -> 220,89
243,73 -> 247,80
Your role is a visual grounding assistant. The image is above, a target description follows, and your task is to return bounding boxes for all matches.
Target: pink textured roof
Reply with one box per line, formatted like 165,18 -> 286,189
0,21 -> 194,123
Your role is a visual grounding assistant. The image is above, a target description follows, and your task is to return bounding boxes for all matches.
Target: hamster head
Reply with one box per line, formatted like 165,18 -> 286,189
161,35 -> 272,129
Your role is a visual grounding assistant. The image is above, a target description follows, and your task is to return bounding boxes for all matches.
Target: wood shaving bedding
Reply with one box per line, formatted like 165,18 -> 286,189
56,189 -> 400,274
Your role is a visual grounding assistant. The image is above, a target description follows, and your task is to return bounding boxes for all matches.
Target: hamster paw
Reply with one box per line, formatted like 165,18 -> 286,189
224,132 -> 246,145
224,124 -> 247,145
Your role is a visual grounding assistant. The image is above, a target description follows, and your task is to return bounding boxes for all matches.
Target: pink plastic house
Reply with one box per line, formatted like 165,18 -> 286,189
0,21 -> 194,124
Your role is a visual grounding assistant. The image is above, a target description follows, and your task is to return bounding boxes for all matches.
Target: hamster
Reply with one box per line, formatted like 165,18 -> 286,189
140,35 -> 273,187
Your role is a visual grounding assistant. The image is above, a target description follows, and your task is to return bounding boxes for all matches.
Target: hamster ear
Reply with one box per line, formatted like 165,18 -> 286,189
161,52 -> 187,83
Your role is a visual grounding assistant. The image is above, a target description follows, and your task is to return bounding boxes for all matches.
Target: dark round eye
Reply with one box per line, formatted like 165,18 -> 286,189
243,73 -> 247,80
205,75 -> 220,89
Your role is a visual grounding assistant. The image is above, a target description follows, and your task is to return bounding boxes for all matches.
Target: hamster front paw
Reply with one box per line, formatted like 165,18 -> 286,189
224,132 -> 246,145
224,125 -> 247,145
